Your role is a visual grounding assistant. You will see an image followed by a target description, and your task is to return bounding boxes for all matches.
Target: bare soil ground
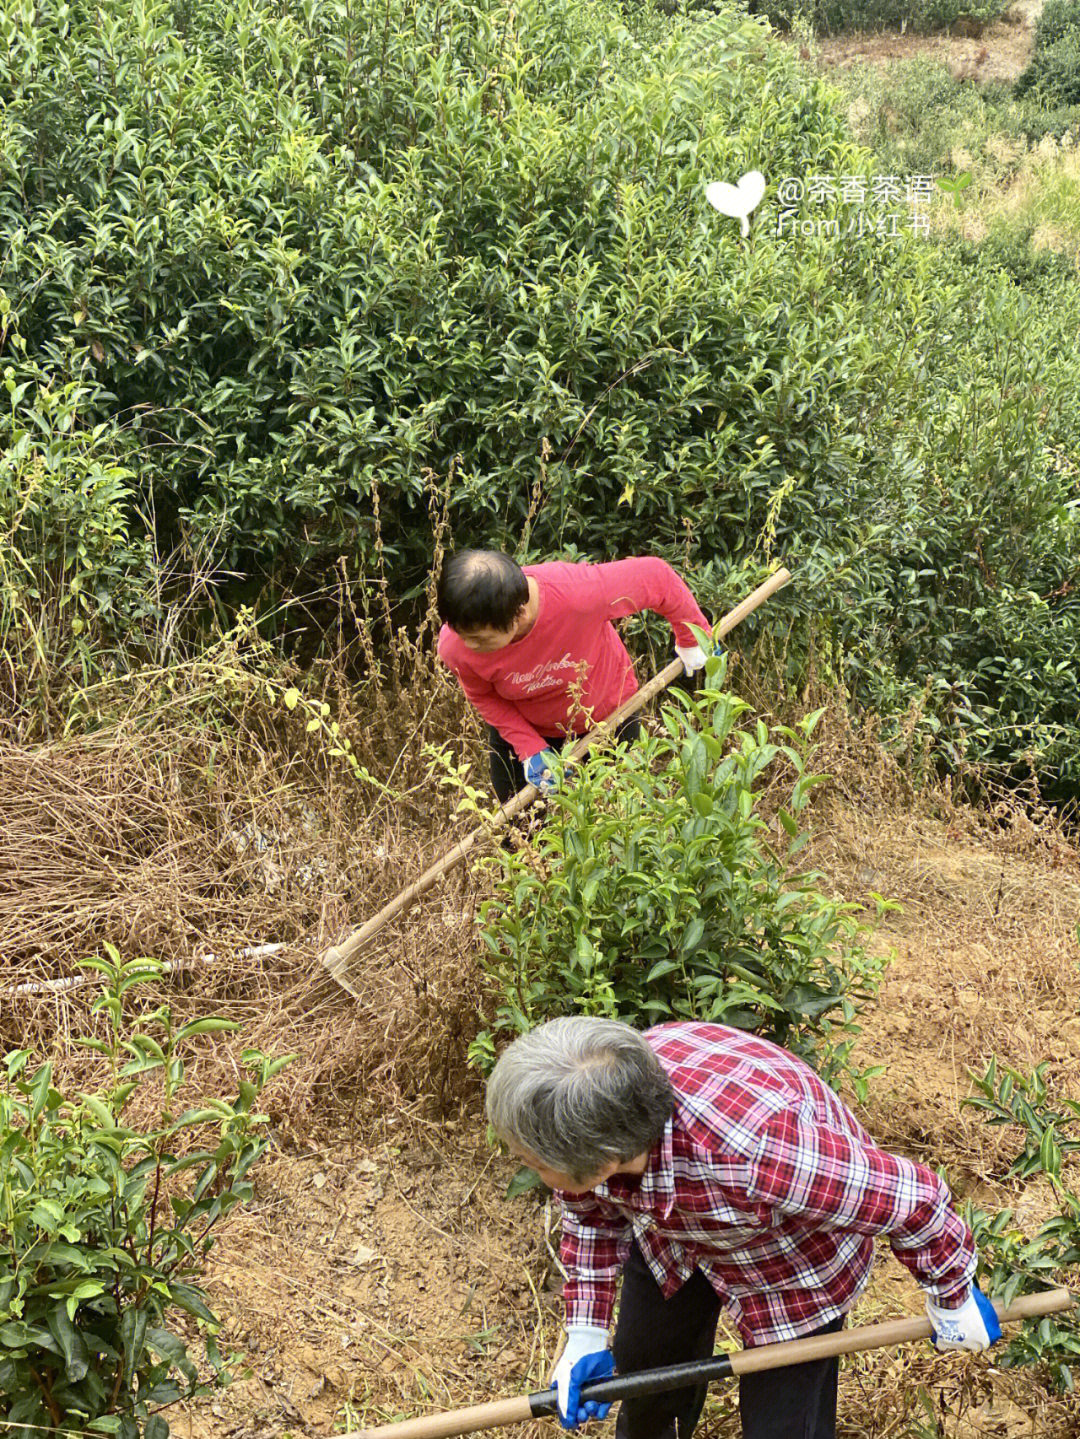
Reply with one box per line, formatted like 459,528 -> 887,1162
168,791 -> 1080,1439
810,0 -> 1043,83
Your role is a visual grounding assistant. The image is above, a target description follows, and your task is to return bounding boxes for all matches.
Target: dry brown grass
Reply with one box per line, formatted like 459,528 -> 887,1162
0,622 -> 491,1130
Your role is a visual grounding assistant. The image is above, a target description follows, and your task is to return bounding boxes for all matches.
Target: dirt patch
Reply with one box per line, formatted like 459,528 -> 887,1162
170,1139 -> 566,1439
808,0 -> 1043,82
810,796 -> 1080,1185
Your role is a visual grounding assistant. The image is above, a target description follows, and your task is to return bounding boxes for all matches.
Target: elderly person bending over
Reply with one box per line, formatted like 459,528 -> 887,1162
486,1018 -> 1000,1439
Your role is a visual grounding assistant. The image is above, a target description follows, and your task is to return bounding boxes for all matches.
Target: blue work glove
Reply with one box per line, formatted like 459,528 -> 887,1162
926,1284 -> 1002,1352
552,1326 -> 614,1430
524,748 -> 560,795
674,639 -> 724,676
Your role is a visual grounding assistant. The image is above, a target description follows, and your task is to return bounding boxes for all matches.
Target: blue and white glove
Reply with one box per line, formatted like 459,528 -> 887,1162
674,639 -> 723,677
524,749 -> 560,795
552,1326 -> 614,1430
926,1285 -> 1002,1352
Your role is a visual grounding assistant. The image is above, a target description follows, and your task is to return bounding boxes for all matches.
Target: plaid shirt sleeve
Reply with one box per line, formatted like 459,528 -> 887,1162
557,1192 -> 633,1331
747,1109 -> 977,1306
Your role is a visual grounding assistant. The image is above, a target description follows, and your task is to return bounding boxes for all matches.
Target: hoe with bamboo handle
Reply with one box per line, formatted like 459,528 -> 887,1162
342,1287 -> 1073,1439
321,566 -> 793,985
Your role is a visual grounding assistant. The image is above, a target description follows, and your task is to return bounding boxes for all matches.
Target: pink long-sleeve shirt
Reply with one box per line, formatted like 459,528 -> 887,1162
437,558 -> 710,760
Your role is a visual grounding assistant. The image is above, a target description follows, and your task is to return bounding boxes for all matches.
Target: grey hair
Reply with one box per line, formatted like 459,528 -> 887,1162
485,1017 -> 675,1183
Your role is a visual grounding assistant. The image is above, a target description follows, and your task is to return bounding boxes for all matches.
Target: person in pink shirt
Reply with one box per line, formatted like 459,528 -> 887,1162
436,550 -> 714,803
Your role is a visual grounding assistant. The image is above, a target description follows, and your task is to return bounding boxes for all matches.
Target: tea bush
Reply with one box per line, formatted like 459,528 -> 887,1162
0,0 -> 855,587
0,365 -> 156,715
955,227 -> 1080,291
468,662 -> 887,1086
811,57 -> 1080,796
1016,0 -> 1080,105
0,950 -> 292,1437
1016,39 -> 1080,107
2,0 -> 1080,793
1033,0 -> 1080,43
963,1058 -> 1080,1390
1015,104 -> 1080,142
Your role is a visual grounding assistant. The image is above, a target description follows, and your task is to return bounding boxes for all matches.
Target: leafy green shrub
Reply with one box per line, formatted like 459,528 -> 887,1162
0,950 -> 292,1437
468,663 -> 888,1085
1016,0 -> 1080,104
0,0 -> 859,583
3,0 -> 1080,795
1028,0 -> 1080,49
1015,36 -> 1080,106
0,360 -> 156,707
966,1059 -> 1080,1181
963,1058 -> 1080,1390
1015,104 -> 1080,143
759,236 -> 1080,799
954,228 -> 1080,290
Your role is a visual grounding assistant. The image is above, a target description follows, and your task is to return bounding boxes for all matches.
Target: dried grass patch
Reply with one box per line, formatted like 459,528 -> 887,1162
0,649 -> 491,1130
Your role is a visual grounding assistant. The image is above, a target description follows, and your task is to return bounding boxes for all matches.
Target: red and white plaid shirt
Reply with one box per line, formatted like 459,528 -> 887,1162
558,1023 -> 976,1346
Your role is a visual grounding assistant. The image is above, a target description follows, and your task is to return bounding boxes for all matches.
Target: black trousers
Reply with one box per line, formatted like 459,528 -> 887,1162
487,718 -> 642,805
613,1245 -> 842,1439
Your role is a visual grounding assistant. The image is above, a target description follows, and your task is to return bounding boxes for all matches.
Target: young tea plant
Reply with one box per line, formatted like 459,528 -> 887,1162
468,661 -> 887,1088
965,1058 -> 1080,1180
0,948 -> 294,1437
963,1057 -> 1080,1391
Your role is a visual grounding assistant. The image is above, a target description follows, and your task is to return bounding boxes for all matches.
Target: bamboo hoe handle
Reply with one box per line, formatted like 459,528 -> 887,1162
342,1287 -> 1073,1439
321,567 -> 792,977
344,1396 -> 538,1439
729,1286 -> 1071,1375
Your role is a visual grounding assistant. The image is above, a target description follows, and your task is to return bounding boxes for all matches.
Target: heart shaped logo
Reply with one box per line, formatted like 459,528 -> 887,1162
705,171 -> 767,237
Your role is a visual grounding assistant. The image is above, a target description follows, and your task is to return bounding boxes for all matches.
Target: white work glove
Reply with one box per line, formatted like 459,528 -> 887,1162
674,643 -> 708,676
551,1325 -> 614,1429
925,1285 -> 1002,1352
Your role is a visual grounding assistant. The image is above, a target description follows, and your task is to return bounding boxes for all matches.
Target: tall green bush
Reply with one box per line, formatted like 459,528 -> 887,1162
841,269 -> 1080,796
1032,0 -> 1080,45
0,361 -> 154,712
2,0 -> 1080,792
468,665 -> 887,1086
0,950 -> 292,1437
0,0 -> 868,580
1016,0 -> 1080,105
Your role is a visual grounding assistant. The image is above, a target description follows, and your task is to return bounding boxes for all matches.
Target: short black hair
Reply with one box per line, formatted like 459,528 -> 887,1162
437,550 -> 529,632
